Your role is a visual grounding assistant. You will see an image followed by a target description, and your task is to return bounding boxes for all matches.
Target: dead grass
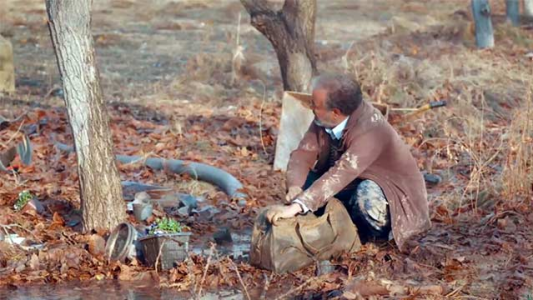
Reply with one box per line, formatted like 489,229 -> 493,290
0,241 -> 25,262
495,23 -> 533,48
501,88 -> 533,200
338,12 -> 533,210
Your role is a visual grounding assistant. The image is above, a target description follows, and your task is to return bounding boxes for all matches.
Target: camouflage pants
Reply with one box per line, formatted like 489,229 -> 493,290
345,180 -> 391,241
304,173 -> 391,242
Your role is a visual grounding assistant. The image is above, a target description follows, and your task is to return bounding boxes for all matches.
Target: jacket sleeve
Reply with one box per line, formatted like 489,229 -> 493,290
297,127 -> 387,212
286,123 -> 320,189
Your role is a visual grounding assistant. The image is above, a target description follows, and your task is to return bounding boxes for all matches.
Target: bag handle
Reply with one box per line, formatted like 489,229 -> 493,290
296,213 -> 339,257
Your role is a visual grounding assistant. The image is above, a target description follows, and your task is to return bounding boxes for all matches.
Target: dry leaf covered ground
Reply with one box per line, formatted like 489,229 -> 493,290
1,0 -> 533,299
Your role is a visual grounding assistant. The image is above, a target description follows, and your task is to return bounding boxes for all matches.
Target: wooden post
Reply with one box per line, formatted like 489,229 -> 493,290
0,35 -> 15,93
506,0 -> 520,26
524,0 -> 533,17
471,0 -> 495,49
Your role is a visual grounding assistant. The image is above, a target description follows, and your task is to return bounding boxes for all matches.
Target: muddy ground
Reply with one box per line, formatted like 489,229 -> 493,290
1,0 -> 533,299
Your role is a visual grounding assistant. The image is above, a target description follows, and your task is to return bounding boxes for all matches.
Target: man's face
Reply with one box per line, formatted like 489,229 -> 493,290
311,89 -> 343,129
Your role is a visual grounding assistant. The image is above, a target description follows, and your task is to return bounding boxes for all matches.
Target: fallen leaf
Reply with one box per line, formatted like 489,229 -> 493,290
408,284 -> 444,295
342,291 -> 358,300
49,212 -> 65,230
88,234 -> 106,256
118,264 -> 133,281
344,280 -> 389,297
29,254 -> 39,270
94,274 -> 105,281
240,147 -> 249,157
15,262 -> 26,273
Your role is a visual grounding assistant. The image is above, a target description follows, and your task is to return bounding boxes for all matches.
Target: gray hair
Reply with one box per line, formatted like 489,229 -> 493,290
310,73 -> 362,116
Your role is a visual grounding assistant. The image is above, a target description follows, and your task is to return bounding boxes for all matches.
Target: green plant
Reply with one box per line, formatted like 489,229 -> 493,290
149,217 -> 186,235
13,190 -> 33,211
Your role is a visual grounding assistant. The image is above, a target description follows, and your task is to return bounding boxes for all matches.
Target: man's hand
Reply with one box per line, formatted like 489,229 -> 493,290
285,186 -> 303,204
266,203 -> 302,225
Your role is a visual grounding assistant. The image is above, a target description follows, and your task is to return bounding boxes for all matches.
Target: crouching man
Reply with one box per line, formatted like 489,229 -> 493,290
267,73 -> 431,251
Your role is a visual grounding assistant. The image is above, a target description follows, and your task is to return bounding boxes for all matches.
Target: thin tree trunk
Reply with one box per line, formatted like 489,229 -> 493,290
45,0 -> 125,231
471,0 -> 495,49
524,0 -> 533,17
0,35 -> 15,93
240,0 -> 318,92
506,0 -> 520,26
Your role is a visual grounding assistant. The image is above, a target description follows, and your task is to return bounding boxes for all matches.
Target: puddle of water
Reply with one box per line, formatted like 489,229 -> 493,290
0,281 -> 184,300
0,281 -> 244,300
0,233 -> 252,300
192,232 -> 251,262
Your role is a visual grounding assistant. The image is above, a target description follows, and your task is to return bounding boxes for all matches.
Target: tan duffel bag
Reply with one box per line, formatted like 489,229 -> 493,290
250,198 -> 361,274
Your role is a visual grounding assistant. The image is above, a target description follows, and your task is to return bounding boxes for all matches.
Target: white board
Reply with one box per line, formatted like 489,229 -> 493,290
273,92 -> 315,171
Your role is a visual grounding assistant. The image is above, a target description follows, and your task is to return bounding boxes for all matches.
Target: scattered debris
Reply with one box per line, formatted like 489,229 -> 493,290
213,227 -> 233,246
105,223 -> 138,262
175,206 -> 191,218
0,134 -> 32,172
315,260 -> 335,276
133,202 -> 153,222
177,193 -> 198,209
237,199 -> 247,207
122,181 -> 172,202
1,233 -> 25,245
195,205 -> 221,220
423,173 -> 442,187
21,198 -> 44,215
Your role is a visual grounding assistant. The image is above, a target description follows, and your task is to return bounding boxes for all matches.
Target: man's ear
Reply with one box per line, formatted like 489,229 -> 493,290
332,108 -> 343,117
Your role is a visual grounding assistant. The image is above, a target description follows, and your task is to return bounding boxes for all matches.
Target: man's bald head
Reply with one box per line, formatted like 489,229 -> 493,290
310,73 -> 363,116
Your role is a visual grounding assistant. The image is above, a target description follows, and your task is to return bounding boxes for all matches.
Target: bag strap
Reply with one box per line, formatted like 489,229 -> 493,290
296,213 -> 339,256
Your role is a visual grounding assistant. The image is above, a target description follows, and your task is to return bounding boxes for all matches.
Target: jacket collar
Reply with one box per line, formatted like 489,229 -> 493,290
343,99 -> 369,135
325,117 -> 349,140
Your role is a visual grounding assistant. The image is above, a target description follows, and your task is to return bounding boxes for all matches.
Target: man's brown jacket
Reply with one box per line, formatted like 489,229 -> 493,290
287,100 -> 431,251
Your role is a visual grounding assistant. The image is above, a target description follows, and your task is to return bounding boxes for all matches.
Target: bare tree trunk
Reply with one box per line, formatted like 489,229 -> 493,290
240,0 -> 318,92
0,35 -> 15,93
471,0 -> 495,49
45,0 -> 125,232
506,0 -> 520,26
524,0 -> 533,17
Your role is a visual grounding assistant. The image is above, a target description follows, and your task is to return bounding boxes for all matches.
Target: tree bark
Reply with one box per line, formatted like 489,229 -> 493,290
240,0 -> 318,92
471,0 -> 495,49
506,0 -> 520,26
0,35 -> 15,93
46,0 -> 125,232
524,0 -> 533,17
